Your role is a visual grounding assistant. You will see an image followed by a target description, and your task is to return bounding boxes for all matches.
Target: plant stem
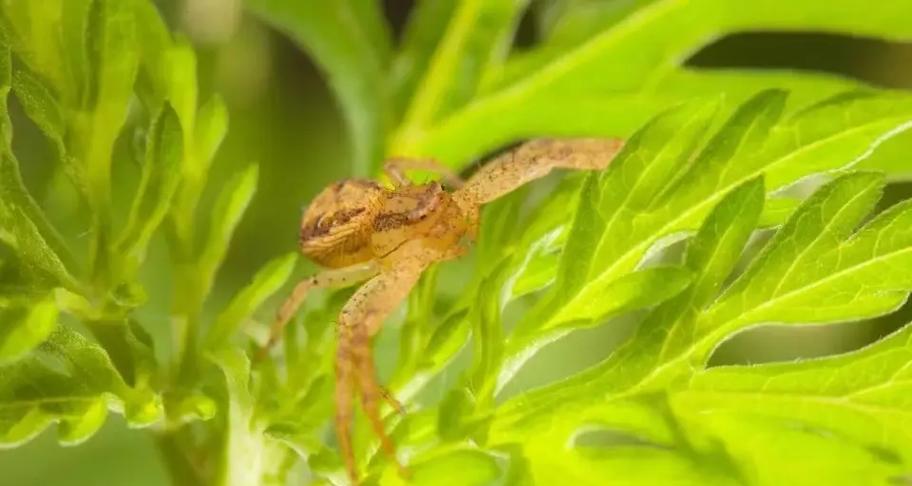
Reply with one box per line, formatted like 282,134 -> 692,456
155,431 -> 208,486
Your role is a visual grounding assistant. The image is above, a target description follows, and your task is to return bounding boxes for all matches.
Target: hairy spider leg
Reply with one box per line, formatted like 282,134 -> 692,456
384,157 -> 465,189
335,261 -> 427,482
454,138 -> 624,207
334,241 -> 461,483
259,262 -> 380,359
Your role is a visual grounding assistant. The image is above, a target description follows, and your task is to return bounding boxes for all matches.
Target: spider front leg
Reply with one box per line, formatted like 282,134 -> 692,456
258,262 -> 379,359
334,257 -> 429,483
384,157 -> 464,189
454,138 -> 624,207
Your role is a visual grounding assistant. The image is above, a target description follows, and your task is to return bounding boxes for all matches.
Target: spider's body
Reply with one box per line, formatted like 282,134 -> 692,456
299,179 -> 469,268
298,179 -> 383,268
265,138 -> 624,484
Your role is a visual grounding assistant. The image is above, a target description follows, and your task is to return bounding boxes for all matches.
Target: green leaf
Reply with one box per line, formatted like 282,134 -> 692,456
0,326 -> 162,448
88,319 -> 157,391
208,348 -> 271,486
0,0 -> 92,102
404,1 -> 912,166
10,63 -> 69,177
672,322 -> 912,484
506,91 -> 912,382
193,95 -> 229,175
245,0 -> 392,174
380,447 -> 503,486
490,175 -> 766,459
391,0 -> 531,152
114,103 -> 184,279
468,271 -> 507,410
133,0 -> 183,111
172,94 -> 229,253
489,168 -> 912,482
206,252 -> 298,349
192,164 -> 259,307
77,0 -> 139,204
0,295 -> 57,364
389,0 -> 459,117
0,34 -> 76,282
695,172 -> 912,359
0,202 -> 78,291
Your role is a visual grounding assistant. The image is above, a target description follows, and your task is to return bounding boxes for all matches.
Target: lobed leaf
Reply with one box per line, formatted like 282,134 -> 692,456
672,322 -> 912,483
0,326 -> 161,448
489,170 -> 912,483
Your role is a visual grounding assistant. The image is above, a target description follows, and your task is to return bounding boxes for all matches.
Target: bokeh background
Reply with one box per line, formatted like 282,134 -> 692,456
2,1 -> 912,484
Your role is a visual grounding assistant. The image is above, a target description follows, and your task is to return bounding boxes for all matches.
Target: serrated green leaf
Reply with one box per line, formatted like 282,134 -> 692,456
506,91 -> 912,384
491,175 -> 765,456
672,322 -> 912,484
0,326 -> 161,448
695,172 -> 912,359
556,266 -> 693,327
490,167 -> 912,484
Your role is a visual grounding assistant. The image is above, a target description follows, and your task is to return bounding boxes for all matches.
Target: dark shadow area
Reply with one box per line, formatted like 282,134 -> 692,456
709,296 -> 912,366
688,31 -> 912,89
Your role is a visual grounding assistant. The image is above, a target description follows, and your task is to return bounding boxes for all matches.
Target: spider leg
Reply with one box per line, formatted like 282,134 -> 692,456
378,386 -> 406,416
384,157 -> 465,189
355,327 -> 409,477
258,262 -> 379,359
335,250 -> 432,483
335,337 -> 358,483
454,138 -> 624,207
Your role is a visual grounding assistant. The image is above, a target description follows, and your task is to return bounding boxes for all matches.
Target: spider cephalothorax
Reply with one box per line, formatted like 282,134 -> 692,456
264,138 -> 624,483
299,179 -> 383,268
300,179 -> 470,269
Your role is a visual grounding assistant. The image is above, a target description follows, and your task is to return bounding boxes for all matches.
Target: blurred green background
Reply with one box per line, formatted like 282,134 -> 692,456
2,1 -> 912,485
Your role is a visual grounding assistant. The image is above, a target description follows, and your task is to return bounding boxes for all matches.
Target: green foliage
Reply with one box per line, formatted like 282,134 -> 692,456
3,1 -> 912,486
244,1 -> 912,484
0,0 -> 271,483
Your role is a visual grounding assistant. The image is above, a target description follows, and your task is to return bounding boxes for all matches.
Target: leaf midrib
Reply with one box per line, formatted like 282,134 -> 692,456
709,245 -> 912,338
